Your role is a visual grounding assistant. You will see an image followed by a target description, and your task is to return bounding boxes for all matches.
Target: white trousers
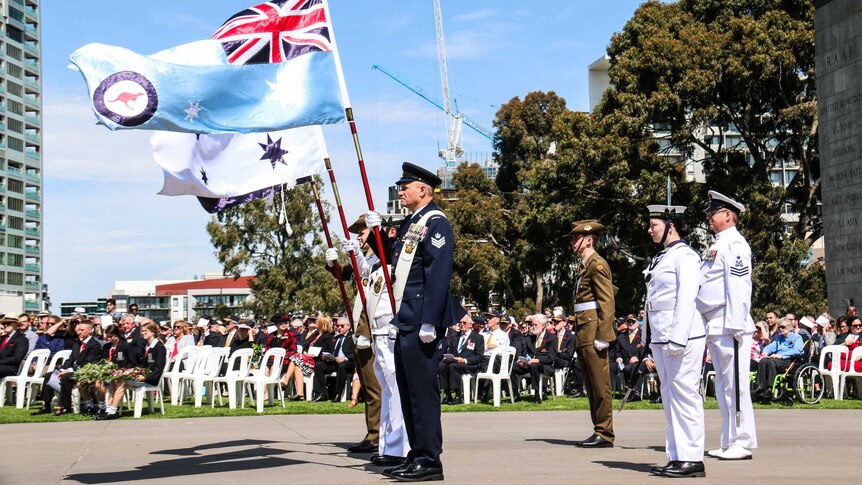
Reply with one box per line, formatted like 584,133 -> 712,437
706,333 -> 757,450
372,327 -> 409,457
651,337 -> 706,462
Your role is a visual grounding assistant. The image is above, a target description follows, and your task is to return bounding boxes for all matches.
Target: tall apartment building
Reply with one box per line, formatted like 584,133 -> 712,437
0,0 -> 43,313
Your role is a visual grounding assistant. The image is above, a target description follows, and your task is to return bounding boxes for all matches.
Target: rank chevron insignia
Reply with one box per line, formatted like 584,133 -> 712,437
431,233 -> 446,248
730,256 -> 749,277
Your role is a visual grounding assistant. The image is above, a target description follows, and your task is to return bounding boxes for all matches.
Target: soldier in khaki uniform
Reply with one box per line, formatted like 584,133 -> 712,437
570,219 -> 616,448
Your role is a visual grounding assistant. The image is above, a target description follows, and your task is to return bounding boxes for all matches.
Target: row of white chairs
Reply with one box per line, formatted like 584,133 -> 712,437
0,349 -> 72,409
819,345 -> 862,400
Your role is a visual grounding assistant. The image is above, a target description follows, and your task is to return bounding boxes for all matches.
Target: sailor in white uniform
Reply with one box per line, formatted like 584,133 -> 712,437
644,204 -> 706,478
333,215 -> 409,466
695,190 -> 757,461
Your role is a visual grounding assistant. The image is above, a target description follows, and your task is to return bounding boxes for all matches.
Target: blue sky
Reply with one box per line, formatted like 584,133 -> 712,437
41,0 -> 646,308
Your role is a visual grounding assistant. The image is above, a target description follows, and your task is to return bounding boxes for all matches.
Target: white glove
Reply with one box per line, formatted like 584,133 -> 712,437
419,323 -> 436,343
365,211 -> 382,229
731,329 -> 747,343
325,247 -> 338,267
593,339 -> 609,351
356,335 -> 372,349
342,238 -> 361,254
663,342 -> 685,357
388,324 -> 398,340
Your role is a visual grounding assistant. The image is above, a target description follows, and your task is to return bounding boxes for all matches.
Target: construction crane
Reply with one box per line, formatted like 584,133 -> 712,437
371,64 -> 493,143
372,1 -> 492,173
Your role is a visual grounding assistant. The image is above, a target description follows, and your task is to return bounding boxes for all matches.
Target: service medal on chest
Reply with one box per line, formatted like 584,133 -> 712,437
373,276 -> 383,294
405,240 -> 416,254
362,277 -> 369,288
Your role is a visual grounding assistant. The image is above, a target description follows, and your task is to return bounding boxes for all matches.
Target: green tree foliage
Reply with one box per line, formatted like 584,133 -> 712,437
206,178 -> 349,318
471,0 -> 824,317
604,0 -> 824,315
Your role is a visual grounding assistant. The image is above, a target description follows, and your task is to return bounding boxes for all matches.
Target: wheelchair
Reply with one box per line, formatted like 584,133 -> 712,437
763,347 -> 824,405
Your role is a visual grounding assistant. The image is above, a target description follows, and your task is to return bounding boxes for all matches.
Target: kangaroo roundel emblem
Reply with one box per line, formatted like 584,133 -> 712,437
93,71 -> 158,127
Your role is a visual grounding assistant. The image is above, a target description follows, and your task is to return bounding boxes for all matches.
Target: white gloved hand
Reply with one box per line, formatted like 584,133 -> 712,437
388,324 -> 399,340
593,339 -> 609,351
419,323 -> 437,343
663,342 -> 686,357
356,335 -> 372,349
365,211 -> 382,229
732,329 -> 747,343
616,357 -> 623,364
342,238 -> 361,254
325,247 -> 338,267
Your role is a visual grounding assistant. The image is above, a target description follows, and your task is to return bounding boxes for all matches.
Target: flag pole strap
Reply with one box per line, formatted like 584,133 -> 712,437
344,108 -> 398,316
308,178 -> 354,325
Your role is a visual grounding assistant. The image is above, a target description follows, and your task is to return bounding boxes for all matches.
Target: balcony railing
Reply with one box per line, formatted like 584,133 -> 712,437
25,226 -> 39,236
24,300 -> 40,310
25,246 -> 39,254
25,172 -> 40,183
25,209 -> 40,219
25,263 -> 40,272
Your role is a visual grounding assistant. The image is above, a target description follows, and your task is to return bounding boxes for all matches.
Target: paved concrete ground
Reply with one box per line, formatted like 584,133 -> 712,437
1,409 -> 857,484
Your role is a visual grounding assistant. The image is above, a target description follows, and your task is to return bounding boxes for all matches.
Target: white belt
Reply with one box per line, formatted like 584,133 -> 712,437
646,299 -> 675,312
574,301 -> 598,312
701,307 -> 725,321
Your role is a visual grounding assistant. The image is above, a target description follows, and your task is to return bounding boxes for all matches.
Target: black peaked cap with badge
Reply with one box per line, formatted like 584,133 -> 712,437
704,190 -> 745,214
396,162 -> 442,188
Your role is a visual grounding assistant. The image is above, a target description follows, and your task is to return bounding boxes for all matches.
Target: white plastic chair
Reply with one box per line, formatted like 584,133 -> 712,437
26,350 -> 71,409
164,346 -> 201,405
211,348 -> 254,409
304,371 -> 349,401
0,349 -> 50,408
839,346 -> 862,399
461,374 -> 475,404
178,347 -> 228,408
473,346 -> 516,407
819,345 -> 849,400
539,372 -> 557,400
245,348 -> 287,413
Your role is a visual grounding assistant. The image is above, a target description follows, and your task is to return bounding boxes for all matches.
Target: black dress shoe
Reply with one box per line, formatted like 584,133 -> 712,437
650,461 -> 677,476
95,412 -> 120,421
309,394 -> 326,403
440,395 -> 452,405
372,454 -> 406,467
663,461 -> 705,478
389,462 -> 444,482
650,395 -> 663,404
32,407 -> 52,416
625,391 -> 641,402
576,434 -> 613,448
346,440 -> 377,453
448,395 -> 462,405
567,390 -> 587,398
383,458 -> 414,477
82,406 -> 98,416
55,408 -> 73,416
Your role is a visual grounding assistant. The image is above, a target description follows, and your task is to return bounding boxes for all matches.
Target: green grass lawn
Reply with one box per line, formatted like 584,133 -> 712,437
3,393 -> 862,425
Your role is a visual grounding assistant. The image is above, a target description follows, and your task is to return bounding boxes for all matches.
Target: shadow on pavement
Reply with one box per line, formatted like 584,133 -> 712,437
64,439 -> 347,484
593,460 -> 655,474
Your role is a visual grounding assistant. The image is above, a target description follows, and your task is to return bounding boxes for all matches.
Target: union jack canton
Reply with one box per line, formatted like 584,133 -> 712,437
212,0 -> 333,65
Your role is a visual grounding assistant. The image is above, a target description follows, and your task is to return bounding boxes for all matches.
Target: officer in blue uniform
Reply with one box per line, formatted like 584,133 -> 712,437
365,162 -> 462,482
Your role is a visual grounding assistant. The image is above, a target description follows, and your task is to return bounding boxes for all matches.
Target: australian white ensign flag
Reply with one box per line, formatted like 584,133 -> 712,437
151,125 -> 325,199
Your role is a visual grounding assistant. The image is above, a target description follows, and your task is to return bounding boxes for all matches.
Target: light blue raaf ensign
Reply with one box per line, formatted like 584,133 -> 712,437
69,42 -> 346,134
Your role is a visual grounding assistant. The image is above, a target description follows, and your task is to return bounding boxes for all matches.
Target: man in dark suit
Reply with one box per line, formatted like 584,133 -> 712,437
366,162 -> 463,482
511,314 -> 557,403
311,316 -> 356,402
203,319 -> 226,347
35,320 -> 102,415
552,316 -> 576,371
0,317 -> 29,378
120,314 -> 146,363
439,314 -> 484,404
613,316 -> 655,401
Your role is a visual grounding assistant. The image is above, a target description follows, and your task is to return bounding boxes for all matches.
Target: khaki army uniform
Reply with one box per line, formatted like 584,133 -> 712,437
573,234 -> 616,442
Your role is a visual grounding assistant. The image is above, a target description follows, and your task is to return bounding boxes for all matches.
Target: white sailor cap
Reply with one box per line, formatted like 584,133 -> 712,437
705,190 -> 745,214
646,204 -> 687,219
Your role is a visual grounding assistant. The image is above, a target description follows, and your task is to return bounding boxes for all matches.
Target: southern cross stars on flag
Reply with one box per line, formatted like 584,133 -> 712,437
213,0 -> 333,65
